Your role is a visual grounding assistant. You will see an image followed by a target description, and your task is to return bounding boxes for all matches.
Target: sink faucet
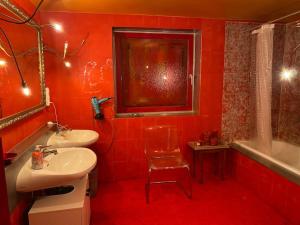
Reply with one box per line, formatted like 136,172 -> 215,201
47,121 -> 71,135
35,145 -> 58,157
56,124 -> 71,135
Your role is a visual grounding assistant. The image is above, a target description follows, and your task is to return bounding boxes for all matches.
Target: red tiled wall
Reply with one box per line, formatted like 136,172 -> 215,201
233,151 -> 300,225
41,12 -> 225,181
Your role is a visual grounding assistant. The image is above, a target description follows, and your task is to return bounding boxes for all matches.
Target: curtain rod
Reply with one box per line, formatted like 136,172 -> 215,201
245,10 -> 300,33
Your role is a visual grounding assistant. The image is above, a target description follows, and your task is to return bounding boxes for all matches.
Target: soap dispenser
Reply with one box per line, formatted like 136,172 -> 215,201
31,146 -> 43,170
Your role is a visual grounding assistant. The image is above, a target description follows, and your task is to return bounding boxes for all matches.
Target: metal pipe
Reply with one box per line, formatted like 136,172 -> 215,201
246,10 -> 300,33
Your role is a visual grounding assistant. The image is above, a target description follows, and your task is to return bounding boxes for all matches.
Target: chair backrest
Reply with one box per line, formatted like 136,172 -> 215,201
144,125 -> 180,155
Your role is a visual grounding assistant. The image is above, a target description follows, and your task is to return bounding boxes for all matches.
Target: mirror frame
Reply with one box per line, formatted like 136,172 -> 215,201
0,0 -> 46,130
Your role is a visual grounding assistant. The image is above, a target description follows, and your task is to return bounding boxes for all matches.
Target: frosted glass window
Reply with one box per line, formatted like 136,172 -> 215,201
114,29 -> 197,114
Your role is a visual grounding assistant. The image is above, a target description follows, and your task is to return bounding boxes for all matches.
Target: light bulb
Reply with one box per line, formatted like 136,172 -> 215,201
64,61 -> 72,68
21,80 -> 31,96
280,68 -> 297,81
0,59 -> 7,66
52,23 -> 63,32
22,86 -> 31,96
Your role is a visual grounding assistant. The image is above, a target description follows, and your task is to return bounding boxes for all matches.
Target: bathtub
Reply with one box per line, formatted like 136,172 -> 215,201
231,140 -> 300,185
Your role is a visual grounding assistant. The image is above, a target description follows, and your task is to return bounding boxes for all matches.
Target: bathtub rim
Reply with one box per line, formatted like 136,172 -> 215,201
231,141 -> 300,186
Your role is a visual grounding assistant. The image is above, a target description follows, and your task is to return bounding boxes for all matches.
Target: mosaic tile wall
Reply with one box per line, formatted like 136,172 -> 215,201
222,22 -> 299,145
222,22 -> 257,142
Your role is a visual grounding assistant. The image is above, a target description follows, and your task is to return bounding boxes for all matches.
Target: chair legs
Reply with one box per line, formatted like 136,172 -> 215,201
177,167 -> 192,199
187,167 -> 193,199
145,172 -> 150,204
145,167 -> 192,203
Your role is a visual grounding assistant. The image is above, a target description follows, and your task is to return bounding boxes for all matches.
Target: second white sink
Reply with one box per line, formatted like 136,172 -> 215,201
47,130 -> 99,148
16,147 -> 97,192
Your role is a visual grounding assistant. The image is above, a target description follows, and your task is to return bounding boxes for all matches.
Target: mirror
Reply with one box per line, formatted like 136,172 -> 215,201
0,0 -> 45,129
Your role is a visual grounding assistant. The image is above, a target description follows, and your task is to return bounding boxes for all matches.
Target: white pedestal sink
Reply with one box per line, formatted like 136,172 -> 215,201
16,148 -> 97,192
47,130 -> 99,148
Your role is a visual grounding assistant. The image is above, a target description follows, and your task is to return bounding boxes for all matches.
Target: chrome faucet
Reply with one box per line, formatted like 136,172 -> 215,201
56,123 -> 72,135
47,121 -> 72,135
35,145 -> 58,157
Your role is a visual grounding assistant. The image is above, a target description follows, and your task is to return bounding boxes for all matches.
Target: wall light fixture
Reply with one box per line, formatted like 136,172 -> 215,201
280,67 -> 297,81
0,27 -> 30,96
40,23 -> 63,32
280,41 -> 300,82
0,59 -> 7,67
64,60 -> 72,68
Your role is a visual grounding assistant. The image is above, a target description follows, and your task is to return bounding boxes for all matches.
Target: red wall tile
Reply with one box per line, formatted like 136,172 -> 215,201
41,12 -> 225,182
233,151 -> 300,225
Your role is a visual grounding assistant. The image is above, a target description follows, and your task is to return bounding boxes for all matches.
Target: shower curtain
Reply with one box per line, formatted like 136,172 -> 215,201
253,24 -> 274,153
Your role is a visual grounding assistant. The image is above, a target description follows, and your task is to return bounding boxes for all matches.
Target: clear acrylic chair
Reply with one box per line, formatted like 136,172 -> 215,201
144,125 -> 192,203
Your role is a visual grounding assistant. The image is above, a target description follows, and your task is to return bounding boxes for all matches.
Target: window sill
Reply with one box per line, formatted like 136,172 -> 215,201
115,110 -> 198,118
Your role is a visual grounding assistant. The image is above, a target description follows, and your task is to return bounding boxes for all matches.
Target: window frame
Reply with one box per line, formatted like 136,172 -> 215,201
113,28 -> 201,118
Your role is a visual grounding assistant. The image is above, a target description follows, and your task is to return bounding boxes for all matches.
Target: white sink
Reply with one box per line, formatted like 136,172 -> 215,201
16,147 -> 97,192
47,130 -> 99,148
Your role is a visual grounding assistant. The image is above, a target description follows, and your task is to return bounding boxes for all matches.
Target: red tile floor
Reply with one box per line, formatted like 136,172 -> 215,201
91,177 -> 295,225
